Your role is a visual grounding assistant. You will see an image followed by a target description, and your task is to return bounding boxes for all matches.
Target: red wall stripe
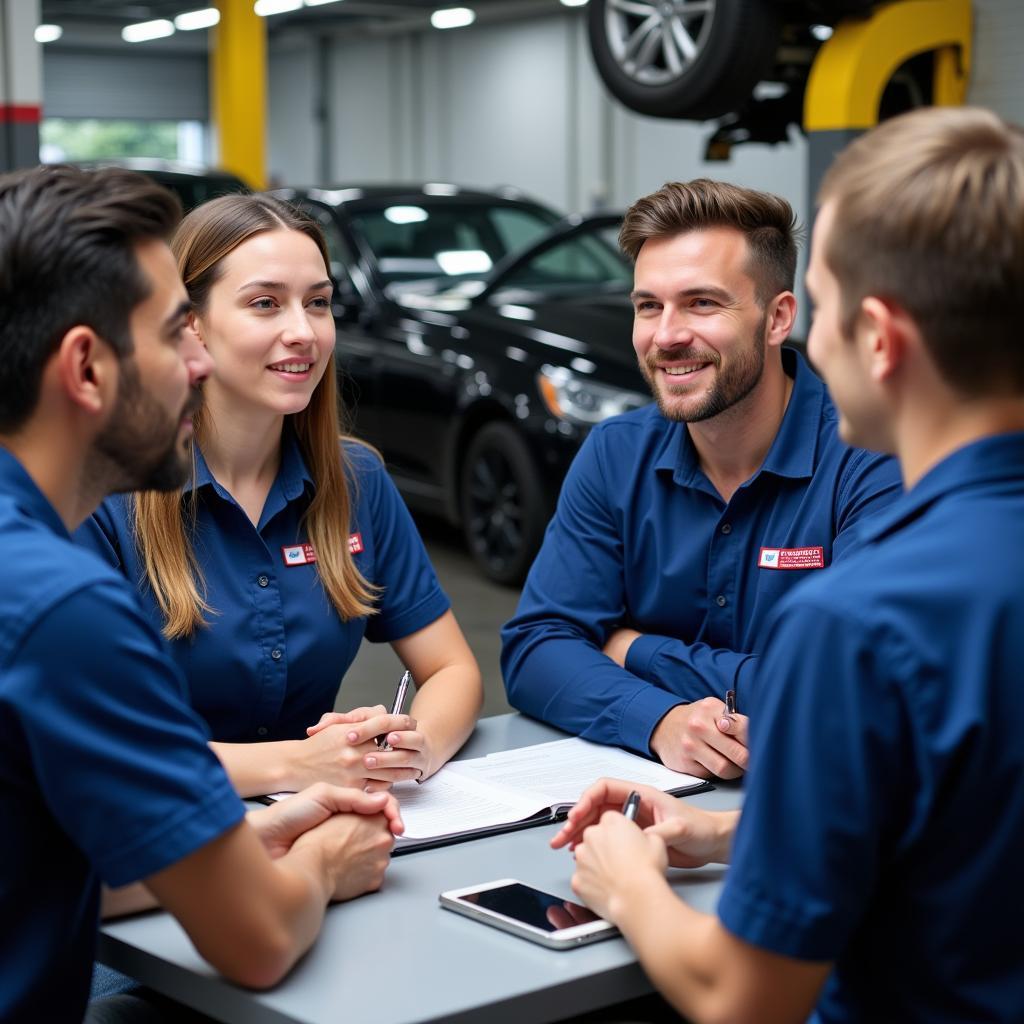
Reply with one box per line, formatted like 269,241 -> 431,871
0,104 -> 42,124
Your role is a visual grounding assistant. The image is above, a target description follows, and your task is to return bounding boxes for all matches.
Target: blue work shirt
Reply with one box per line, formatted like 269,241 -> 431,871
501,349 -> 902,755
77,434 -> 450,742
0,448 -> 244,1023
719,432 -> 1024,1023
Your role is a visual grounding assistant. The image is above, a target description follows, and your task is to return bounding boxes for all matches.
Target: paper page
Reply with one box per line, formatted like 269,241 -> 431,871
446,737 -> 701,807
394,769 -> 548,840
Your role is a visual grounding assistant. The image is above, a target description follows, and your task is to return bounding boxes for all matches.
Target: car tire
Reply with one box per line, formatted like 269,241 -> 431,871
588,0 -> 781,121
459,422 -> 549,587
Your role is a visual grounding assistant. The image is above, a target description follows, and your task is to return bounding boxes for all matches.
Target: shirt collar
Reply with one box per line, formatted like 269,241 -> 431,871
654,347 -> 824,487
860,431 -> 1024,544
0,446 -> 72,539
188,422 -> 314,503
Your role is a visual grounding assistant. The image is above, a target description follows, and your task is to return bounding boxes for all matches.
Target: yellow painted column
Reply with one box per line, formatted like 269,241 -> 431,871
212,0 -> 266,189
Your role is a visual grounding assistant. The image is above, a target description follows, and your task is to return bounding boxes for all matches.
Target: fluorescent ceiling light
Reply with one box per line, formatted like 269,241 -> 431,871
254,0 -> 303,15
34,24 -> 63,43
174,8 -> 220,30
810,24 -> 833,41
560,0 -> 588,6
122,19 -> 175,42
384,205 -> 429,225
305,0 -> 345,5
431,7 -> 476,30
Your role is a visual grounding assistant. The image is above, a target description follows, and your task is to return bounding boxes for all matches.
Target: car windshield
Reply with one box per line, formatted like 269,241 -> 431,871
348,201 -> 560,291
489,223 -> 631,297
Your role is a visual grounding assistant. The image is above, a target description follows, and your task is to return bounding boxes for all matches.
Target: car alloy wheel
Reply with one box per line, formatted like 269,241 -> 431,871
588,0 -> 780,120
459,422 -> 548,587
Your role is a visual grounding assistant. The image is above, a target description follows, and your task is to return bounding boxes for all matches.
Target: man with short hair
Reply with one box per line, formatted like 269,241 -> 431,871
0,165 -> 403,1022
554,105 -> 1024,1023
502,179 -> 900,779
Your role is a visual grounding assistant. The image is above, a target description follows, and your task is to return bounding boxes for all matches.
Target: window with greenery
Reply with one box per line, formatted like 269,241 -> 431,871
40,119 -> 204,163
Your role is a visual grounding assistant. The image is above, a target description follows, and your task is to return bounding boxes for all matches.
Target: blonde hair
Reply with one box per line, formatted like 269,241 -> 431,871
133,193 -> 378,638
819,106 -> 1024,397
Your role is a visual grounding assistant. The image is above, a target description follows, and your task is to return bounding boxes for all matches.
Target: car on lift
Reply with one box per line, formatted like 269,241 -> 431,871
587,1 -> 921,153
275,184 -> 649,584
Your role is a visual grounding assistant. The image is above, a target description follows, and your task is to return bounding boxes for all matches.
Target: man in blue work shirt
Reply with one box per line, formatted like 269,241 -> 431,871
0,165 -> 403,1023
502,179 -> 900,778
554,105 -> 1024,1023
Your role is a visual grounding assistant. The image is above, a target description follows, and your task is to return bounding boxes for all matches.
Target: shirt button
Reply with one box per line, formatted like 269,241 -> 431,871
256,726 -> 268,737
720,523 -> 732,535
257,574 -> 269,588
716,595 -> 727,607
270,648 -> 283,661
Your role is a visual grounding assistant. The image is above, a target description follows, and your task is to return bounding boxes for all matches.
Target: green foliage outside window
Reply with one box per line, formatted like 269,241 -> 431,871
40,119 -> 180,162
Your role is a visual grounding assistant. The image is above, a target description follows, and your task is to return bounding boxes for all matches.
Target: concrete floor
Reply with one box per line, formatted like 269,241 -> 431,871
336,514 -> 520,718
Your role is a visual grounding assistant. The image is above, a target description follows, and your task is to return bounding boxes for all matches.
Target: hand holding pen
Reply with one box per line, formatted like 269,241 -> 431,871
376,671 -> 412,750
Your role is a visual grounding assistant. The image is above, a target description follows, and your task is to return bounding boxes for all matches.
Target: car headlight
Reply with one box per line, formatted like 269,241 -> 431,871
537,366 -> 649,426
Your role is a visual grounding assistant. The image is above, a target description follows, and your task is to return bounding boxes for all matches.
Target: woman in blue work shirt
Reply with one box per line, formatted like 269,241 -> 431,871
78,193 -> 483,797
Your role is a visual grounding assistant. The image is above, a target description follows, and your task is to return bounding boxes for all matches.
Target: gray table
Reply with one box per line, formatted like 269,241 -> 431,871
99,715 -> 742,1024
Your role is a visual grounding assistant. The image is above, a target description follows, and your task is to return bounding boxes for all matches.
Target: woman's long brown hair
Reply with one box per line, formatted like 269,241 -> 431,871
133,193 -> 377,638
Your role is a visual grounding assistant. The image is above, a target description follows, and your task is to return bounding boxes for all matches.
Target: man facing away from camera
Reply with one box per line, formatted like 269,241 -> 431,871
0,165 -> 403,1022
554,105 -> 1024,1024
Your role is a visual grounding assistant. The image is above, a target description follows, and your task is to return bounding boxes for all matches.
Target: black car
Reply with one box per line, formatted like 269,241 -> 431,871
74,158 -> 248,211
275,184 -> 650,584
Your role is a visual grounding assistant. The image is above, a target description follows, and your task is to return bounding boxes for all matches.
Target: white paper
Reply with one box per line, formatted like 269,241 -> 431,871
395,737 -> 702,844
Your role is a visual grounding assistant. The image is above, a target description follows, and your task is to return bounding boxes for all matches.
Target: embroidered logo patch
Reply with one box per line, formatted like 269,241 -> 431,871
281,543 -> 317,566
758,546 -> 825,570
348,532 -> 364,555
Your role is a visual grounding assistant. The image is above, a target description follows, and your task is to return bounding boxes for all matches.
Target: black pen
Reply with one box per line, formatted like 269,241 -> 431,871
621,791 -> 641,822
725,689 -> 737,715
377,670 -> 412,750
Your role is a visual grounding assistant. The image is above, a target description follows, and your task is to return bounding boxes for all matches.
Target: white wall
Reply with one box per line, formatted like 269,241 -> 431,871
267,12 -> 808,225
966,0 -> 1024,123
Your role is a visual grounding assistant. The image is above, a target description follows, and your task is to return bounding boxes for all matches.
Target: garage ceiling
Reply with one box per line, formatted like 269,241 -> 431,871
39,0 -> 577,52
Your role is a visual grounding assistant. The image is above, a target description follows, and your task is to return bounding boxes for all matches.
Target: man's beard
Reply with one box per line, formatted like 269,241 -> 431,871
90,359 -> 201,494
640,312 -> 768,423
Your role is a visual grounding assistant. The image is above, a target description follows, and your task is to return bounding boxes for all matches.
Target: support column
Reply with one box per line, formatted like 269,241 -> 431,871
0,0 -> 42,172
212,0 -> 266,189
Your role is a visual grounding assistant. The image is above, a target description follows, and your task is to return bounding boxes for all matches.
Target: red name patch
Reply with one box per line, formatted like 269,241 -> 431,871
758,546 -> 825,570
281,543 -> 317,567
348,532 -> 364,554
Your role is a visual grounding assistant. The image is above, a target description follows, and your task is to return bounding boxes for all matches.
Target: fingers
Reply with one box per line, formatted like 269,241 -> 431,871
307,705 -> 387,737
717,711 -> 750,747
343,713 -> 418,747
550,778 -> 642,849
361,729 -> 426,782
678,702 -> 748,778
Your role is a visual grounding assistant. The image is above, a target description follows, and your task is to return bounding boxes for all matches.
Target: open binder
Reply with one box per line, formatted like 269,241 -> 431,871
390,737 -> 711,854
264,736 -> 711,854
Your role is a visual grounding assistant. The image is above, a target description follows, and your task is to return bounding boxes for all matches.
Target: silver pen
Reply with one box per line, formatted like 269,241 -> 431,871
622,791 -> 641,822
376,670 -> 412,750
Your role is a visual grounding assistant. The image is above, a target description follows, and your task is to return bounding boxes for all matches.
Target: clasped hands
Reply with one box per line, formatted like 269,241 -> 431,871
286,704 -> 434,793
250,782 -> 405,901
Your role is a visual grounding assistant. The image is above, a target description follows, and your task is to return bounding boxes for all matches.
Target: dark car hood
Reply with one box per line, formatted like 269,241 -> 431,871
459,289 -> 641,380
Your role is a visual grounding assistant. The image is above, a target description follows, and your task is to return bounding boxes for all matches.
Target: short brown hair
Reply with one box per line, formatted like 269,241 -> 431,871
819,106 -> 1024,397
619,178 -> 799,304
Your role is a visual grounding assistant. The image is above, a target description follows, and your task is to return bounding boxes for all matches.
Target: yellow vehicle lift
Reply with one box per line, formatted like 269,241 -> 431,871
803,0 -> 972,202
